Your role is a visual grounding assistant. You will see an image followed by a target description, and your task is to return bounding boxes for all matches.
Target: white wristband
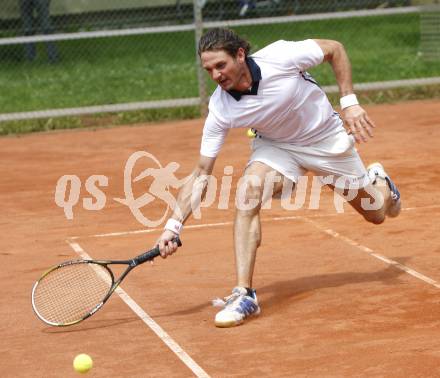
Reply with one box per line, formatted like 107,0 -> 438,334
165,219 -> 183,235
340,94 -> 359,110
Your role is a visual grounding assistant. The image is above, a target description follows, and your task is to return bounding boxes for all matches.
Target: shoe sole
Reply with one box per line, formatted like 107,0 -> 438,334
387,197 -> 401,217
215,308 -> 261,328
367,162 -> 401,217
215,319 -> 244,328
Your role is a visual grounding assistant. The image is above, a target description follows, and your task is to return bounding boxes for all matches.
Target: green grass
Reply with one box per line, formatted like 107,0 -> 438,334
0,31 -> 199,112
0,12 -> 439,134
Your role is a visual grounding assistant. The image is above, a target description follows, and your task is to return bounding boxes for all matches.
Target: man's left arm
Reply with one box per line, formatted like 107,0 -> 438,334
314,39 -> 376,143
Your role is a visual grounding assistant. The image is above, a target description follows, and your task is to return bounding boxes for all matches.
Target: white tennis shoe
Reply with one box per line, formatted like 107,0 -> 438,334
212,287 -> 260,328
367,162 -> 401,217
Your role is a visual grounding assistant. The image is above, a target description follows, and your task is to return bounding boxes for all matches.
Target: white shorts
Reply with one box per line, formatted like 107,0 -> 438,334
249,130 -> 369,189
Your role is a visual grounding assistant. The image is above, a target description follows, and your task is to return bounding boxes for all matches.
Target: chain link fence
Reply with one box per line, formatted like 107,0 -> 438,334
0,0 -> 439,122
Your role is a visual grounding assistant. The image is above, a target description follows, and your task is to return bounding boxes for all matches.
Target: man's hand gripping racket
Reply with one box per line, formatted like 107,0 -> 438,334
31,237 -> 181,327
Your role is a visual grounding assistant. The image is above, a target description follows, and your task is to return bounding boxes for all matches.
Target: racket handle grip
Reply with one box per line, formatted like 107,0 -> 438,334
134,237 -> 182,265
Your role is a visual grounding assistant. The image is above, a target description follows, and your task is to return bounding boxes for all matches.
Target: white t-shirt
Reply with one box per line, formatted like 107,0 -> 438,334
200,39 -> 344,158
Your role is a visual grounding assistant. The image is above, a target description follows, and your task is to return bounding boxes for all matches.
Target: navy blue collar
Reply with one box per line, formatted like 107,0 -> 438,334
227,57 -> 261,101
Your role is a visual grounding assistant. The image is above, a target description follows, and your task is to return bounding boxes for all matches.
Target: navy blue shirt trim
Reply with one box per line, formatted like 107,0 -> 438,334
300,71 -> 320,88
227,57 -> 262,101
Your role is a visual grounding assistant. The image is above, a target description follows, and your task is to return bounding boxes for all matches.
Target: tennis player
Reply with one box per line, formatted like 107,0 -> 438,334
156,28 -> 401,327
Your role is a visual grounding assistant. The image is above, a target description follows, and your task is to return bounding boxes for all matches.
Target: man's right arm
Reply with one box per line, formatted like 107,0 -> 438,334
314,39 -> 375,143
156,154 -> 216,257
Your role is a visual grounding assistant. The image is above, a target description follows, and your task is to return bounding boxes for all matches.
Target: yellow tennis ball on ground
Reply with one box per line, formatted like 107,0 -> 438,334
247,128 -> 256,138
73,354 -> 93,374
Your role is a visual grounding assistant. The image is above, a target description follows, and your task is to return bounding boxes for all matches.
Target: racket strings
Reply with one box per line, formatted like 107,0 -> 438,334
32,262 -> 113,325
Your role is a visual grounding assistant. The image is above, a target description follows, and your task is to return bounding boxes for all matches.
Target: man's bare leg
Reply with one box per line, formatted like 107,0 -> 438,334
234,161 -> 284,287
332,163 -> 401,224
215,161 -> 285,327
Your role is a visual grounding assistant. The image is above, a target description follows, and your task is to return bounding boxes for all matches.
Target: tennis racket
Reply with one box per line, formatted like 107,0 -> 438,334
31,237 -> 181,327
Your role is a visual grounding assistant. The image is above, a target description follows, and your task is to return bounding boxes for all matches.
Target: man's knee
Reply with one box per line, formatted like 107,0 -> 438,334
236,182 -> 263,216
236,167 -> 268,214
363,210 -> 386,225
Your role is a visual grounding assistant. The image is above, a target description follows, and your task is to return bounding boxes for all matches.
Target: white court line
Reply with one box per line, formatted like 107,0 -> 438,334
71,216 -> 307,239
67,240 -> 211,378
300,217 -> 440,289
70,221 -> 235,239
70,204 -> 440,240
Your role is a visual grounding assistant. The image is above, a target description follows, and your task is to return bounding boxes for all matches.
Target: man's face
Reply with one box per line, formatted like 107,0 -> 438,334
200,48 -> 246,91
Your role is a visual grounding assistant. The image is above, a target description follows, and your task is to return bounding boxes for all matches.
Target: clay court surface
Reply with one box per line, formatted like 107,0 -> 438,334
1,99 -> 439,377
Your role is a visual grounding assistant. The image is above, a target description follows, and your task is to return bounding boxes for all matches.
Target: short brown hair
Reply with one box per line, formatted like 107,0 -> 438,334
198,28 -> 251,57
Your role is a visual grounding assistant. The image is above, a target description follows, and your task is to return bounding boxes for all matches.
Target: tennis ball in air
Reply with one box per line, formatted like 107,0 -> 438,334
247,128 -> 256,138
73,354 -> 93,374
